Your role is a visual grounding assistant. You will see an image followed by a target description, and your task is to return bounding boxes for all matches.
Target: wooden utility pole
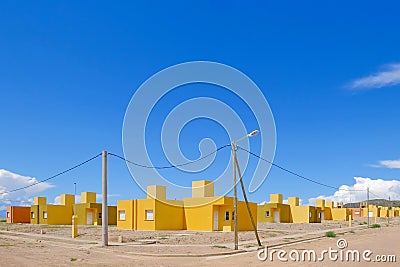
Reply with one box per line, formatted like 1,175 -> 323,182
102,150 -> 108,246
234,155 -> 262,247
367,187 -> 370,228
232,142 -> 238,250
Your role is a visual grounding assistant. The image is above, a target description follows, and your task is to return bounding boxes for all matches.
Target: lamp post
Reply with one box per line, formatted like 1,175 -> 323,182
232,130 -> 259,250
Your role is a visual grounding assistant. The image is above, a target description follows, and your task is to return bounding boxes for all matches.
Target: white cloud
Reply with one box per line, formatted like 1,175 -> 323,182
372,159 -> 400,169
307,177 -> 400,206
0,169 -> 54,210
349,63 -> 400,89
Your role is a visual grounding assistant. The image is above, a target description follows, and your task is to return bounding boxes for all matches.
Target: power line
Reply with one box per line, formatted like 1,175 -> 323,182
237,146 -> 365,192
3,153 -> 102,194
108,144 -> 230,169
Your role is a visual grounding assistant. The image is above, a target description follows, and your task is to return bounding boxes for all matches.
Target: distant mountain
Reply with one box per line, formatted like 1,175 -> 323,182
344,199 -> 400,208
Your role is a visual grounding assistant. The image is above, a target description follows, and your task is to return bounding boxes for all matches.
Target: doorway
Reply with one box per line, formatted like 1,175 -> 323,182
273,211 -> 280,223
213,210 -> 219,231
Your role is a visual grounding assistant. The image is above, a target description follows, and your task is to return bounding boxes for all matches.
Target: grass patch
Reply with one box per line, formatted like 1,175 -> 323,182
159,237 -> 168,240
283,238 -> 296,242
0,243 -> 14,247
325,231 -> 336,238
244,244 -> 256,248
0,220 -> 6,223
363,221 -> 368,225
70,258 -> 77,262
349,230 -> 355,234
213,245 -> 228,249
370,224 -> 381,228
87,242 -> 98,244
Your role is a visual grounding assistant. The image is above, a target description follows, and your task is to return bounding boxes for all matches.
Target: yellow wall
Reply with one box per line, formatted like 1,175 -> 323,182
74,203 -> 116,225
192,180 -> 214,198
61,194 -> 75,206
147,185 -> 166,200
270,194 -> 283,204
257,203 -> 291,223
136,199 -> 156,230
288,197 -> 299,207
316,199 -> 325,208
81,192 -> 96,204
183,197 -> 218,231
117,200 -> 135,230
290,206 -> 313,223
155,200 -> 184,230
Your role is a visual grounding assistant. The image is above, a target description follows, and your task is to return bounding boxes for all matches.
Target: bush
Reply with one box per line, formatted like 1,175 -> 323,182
370,224 -> 381,228
325,231 -> 336,238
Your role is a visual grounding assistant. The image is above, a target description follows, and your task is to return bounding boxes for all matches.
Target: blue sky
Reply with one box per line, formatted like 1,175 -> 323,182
1,1 -> 400,211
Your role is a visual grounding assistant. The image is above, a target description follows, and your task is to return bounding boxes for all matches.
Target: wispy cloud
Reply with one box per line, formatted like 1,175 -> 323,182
371,159 -> 400,169
349,63 -> 400,90
307,177 -> 400,206
0,169 -> 54,210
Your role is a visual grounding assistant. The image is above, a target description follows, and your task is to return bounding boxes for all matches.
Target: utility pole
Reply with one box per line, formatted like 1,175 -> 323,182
73,182 -> 77,215
230,130 -> 259,250
102,150 -> 108,246
232,142 -> 238,250
234,154 -> 262,247
367,187 -> 370,228
388,196 -> 391,225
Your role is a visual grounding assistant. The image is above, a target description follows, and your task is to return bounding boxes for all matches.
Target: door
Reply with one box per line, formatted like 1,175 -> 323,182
321,212 -> 325,220
273,211 -> 280,223
213,210 -> 219,231
87,211 -> 93,225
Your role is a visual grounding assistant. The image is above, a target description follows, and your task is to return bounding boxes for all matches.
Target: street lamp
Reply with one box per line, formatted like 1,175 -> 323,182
231,129 -> 260,250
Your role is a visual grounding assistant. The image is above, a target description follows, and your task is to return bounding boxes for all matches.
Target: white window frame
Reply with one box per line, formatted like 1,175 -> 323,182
145,210 -> 154,221
31,212 -> 35,219
6,212 -> 10,218
119,210 -> 126,221
43,211 -> 48,219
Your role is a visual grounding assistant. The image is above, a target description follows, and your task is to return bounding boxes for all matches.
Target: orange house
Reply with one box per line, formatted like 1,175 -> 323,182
6,206 -> 31,223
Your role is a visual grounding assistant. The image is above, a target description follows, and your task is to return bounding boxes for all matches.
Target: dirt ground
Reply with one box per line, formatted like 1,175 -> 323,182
0,217 -> 398,266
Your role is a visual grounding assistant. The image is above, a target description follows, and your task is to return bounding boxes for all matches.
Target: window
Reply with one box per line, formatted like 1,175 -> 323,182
225,211 -> 230,221
43,211 -> 48,219
31,212 -> 35,219
119,210 -> 126,221
232,211 -> 235,220
355,211 -> 360,215
6,212 -> 10,218
309,212 -> 312,218
318,213 -> 321,219
265,211 -> 270,217
145,210 -> 154,221
98,213 -> 102,219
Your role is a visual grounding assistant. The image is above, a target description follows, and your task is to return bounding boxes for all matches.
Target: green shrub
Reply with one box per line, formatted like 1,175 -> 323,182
370,224 -> 381,228
325,231 -> 336,238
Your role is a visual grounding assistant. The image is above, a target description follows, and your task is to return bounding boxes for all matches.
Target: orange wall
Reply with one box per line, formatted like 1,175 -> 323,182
6,206 -> 31,223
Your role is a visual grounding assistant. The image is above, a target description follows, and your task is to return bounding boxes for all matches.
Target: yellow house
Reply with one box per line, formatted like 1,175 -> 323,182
30,195 -> 74,225
117,185 -> 184,230
257,194 -> 291,223
362,204 -> 380,218
117,180 -> 257,231
389,207 -> 400,217
74,192 -> 117,225
316,199 -> 331,220
331,202 -> 351,221
288,197 -> 321,223
183,180 -> 258,231
316,200 -> 350,221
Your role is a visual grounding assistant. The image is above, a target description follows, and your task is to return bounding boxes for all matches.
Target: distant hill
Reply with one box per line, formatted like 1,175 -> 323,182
344,199 -> 400,208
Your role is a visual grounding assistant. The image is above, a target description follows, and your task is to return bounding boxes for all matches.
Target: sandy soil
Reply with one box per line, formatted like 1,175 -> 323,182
0,217 -> 398,266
